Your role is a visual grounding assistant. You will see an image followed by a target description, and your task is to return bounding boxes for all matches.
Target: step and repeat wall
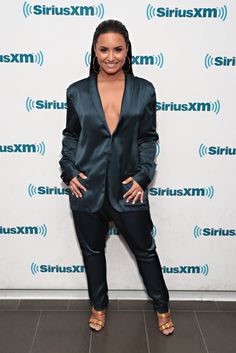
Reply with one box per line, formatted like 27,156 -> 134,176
0,1 -> 235,294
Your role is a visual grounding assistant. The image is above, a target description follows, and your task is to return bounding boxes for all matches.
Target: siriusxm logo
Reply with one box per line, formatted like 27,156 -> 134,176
0,51 -> 44,66
31,262 -> 85,275
162,264 -> 209,276
199,144 -> 236,157
146,5 -> 227,21
0,224 -> 47,237
108,224 -> 157,238
23,2 -> 104,18
26,97 -> 67,111
0,142 -> 45,155
150,186 -> 214,199
131,54 -> 164,67
28,184 -> 69,197
205,54 -> 236,68
85,51 -> 164,68
194,226 -> 236,238
157,100 -> 220,115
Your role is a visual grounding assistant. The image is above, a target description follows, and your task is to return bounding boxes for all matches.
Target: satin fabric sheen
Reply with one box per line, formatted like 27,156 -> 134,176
59,72 -> 159,212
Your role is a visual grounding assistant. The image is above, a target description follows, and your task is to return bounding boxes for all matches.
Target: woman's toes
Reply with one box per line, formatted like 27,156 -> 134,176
163,327 -> 174,335
90,323 -> 101,331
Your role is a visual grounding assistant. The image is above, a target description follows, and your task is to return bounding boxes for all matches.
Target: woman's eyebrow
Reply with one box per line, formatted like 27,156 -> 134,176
99,45 -> 124,49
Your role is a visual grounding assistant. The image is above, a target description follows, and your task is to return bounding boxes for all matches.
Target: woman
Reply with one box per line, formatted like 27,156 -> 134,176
59,19 -> 174,335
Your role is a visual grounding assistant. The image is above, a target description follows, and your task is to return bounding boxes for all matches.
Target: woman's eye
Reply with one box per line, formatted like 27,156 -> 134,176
100,48 -> 122,53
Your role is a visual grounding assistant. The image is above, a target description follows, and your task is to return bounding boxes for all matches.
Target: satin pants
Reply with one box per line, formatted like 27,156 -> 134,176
72,176 -> 170,314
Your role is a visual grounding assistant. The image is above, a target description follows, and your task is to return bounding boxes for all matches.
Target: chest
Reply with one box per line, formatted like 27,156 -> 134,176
97,80 -> 125,135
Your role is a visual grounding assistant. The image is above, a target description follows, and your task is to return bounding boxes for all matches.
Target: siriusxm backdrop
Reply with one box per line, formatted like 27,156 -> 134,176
0,1 -> 235,295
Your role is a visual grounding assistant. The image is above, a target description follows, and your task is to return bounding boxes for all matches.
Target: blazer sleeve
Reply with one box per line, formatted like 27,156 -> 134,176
59,89 -> 81,186
132,84 -> 159,190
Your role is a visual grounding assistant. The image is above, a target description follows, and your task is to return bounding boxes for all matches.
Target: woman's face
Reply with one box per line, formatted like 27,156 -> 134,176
94,32 -> 128,75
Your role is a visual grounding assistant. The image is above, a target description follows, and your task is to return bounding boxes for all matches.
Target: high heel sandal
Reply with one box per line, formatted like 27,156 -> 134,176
156,309 -> 175,335
89,306 -> 106,332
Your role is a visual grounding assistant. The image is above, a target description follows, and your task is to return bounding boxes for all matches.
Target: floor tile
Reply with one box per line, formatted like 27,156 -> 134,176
216,301 -> 236,311
69,299 -> 119,310
0,299 -> 19,310
0,299 -> 235,353
31,311 -> 90,353
91,310 -> 148,353
18,299 -> 68,310
145,310 -> 208,353
119,299 -> 153,310
0,311 -> 39,353
170,300 -> 218,311
196,311 -> 236,353
68,299 -> 91,310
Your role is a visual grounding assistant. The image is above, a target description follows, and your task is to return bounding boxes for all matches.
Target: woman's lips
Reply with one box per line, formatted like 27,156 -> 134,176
105,63 -> 117,68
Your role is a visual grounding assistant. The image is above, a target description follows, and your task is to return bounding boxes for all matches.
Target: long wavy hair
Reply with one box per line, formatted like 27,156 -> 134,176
89,19 -> 134,76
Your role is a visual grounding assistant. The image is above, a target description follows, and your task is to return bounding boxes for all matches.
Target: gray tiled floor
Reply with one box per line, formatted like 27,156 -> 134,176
0,299 -> 235,353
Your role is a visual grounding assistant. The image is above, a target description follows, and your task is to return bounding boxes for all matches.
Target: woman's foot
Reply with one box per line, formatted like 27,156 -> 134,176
89,306 -> 106,332
156,309 -> 175,335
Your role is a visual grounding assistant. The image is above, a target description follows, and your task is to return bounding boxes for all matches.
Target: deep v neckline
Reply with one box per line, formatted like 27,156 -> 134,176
95,72 -> 127,137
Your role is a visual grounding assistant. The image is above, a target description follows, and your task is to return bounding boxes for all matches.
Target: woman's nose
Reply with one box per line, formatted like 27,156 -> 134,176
108,51 -> 114,61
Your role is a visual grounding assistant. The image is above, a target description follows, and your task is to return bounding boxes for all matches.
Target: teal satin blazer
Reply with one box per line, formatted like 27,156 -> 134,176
59,72 -> 159,212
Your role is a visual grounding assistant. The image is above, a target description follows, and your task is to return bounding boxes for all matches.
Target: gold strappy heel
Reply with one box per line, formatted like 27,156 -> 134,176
156,309 -> 175,335
89,306 -> 106,332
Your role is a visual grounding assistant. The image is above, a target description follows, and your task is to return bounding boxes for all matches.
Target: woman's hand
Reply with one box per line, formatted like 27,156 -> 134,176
122,177 -> 144,204
69,172 -> 87,198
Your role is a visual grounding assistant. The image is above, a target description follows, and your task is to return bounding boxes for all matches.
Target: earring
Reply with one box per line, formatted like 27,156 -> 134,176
93,56 -> 100,73
123,56 -> 131,73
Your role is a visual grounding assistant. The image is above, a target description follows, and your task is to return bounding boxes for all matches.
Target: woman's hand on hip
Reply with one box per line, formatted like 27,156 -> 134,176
122,177 -> 144,204
69,172 -> 87,198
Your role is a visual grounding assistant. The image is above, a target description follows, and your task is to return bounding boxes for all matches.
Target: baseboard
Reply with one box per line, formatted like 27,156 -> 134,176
0,290 -> 235,301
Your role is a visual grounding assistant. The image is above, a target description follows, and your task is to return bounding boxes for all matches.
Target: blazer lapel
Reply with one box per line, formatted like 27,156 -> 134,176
89,72 -> 134,136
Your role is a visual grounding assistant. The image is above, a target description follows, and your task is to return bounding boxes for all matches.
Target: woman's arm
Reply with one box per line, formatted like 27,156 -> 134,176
59,89 -> 81,186
132,84 -> 159,190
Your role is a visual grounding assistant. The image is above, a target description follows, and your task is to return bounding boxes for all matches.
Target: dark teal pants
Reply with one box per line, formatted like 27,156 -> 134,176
72,176 -> 169,313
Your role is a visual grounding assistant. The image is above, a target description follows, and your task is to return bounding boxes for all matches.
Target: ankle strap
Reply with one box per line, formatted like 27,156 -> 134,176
156,309 -> 170,318
92,306 -> 106,315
